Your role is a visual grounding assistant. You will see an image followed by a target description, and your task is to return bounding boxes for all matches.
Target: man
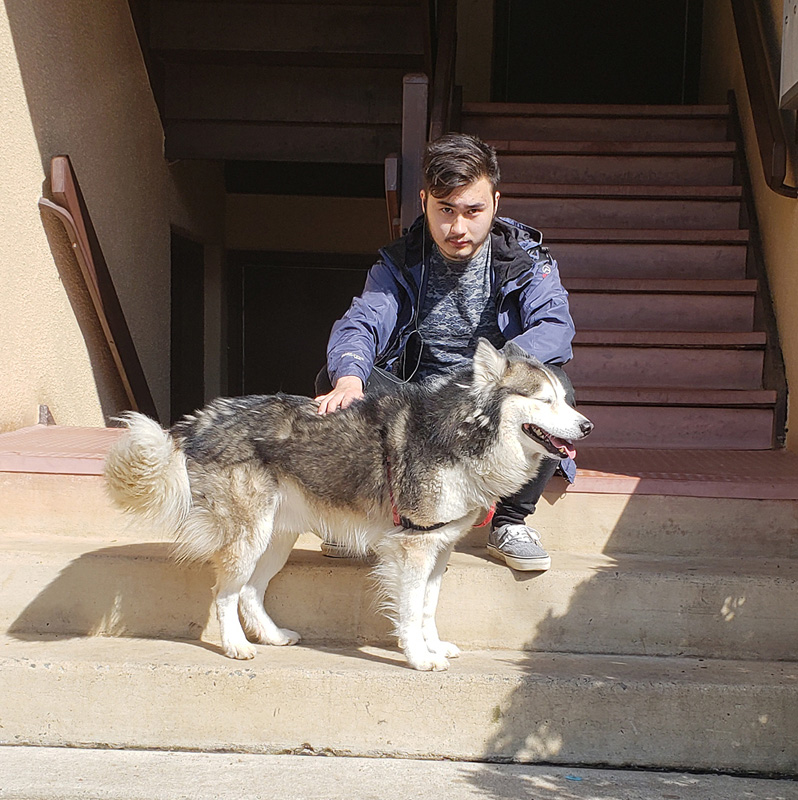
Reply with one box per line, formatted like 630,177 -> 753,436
315,133 -> 576,572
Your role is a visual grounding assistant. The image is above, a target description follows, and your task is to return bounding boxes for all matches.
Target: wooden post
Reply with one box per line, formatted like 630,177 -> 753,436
400,73 -> 429,234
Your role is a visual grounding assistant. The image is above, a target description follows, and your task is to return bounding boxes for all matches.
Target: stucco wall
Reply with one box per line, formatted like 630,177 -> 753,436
701,0 -> 798,449
0,0 -> 224,431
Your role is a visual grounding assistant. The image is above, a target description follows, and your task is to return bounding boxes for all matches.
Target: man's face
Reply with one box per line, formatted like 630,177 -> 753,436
420,176 -> 499,262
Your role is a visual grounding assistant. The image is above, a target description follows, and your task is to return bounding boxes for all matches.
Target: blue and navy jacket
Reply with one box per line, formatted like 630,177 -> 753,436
326,215 -> 578,480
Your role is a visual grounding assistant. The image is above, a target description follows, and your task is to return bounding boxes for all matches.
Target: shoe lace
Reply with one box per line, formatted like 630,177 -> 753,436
500,525 -> 542,547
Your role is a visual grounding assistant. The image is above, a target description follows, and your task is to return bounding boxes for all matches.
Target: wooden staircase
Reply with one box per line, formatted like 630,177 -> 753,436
461,102 -> 784,452
138,0 -> 429,163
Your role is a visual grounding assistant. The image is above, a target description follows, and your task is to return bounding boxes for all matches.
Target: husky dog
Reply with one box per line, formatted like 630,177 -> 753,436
105,340 -> 593,671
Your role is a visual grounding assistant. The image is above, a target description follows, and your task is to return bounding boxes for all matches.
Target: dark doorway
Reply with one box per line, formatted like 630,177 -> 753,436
492,0 -> 703,104
170,231 -> 205,423
228,252 -> 373,397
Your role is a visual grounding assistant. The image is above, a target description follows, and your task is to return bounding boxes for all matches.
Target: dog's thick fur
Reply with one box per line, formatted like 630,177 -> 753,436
105,340 -> 592,670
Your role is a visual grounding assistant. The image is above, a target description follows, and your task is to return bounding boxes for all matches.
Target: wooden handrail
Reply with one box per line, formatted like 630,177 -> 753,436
429,0 -> 458,142
39,156 -> 159,419
731,0 -> 797,198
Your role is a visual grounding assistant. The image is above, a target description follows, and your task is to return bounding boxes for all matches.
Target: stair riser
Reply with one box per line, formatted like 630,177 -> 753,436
498,154 -> 735,186
5,474 -> 798,558
553,243 -> 747,279
3,639 -> 794,773
501,197 -> 740,230
569,347 -> 764,389
164,64 -> 404,124
152,3 -> 424,54
580,405 -> 773,449
3,547 -> 795,661
463,115 -> 729,142
569,293 -> 754,331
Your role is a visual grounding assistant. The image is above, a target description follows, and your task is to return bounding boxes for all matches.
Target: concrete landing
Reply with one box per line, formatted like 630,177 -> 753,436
1,746 -> 797,800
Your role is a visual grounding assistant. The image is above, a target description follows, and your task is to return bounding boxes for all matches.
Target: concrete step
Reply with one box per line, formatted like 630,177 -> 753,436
4,747 -> 795,800
463,102 -> 731,142
501,186 -> 742,230
493,143 -> 736,186
570,332 -> 765,390
5,454 -> 798,555
4,531 -> 797,660
0,635 -> 794,774
567,279 -> 756,332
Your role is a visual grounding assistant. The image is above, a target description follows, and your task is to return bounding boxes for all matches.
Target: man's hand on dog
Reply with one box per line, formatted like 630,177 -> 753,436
315,375 -> 364,414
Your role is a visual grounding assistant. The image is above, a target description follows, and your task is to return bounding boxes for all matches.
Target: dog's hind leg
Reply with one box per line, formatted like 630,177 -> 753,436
239,531 -> 301,646
421,542 -> 460,659
376,534 -> 451,671
213,521 -> 274,661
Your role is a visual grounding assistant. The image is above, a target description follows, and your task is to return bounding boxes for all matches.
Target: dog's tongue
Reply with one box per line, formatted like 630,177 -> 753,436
551,436 -> 577,459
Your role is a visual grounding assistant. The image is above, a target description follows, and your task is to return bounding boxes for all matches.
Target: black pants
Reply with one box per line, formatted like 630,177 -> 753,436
315,364 -> 576,528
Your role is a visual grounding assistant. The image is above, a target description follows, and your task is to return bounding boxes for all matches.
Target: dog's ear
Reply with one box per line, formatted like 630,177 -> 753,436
473,338 -> 508,388
502,340 -> 531,361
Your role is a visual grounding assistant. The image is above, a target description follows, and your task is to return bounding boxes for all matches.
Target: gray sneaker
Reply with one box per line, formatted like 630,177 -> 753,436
487,524 -> 552,572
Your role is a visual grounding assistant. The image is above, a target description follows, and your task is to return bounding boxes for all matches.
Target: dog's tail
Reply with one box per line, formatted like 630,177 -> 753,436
104,412 -> 191,534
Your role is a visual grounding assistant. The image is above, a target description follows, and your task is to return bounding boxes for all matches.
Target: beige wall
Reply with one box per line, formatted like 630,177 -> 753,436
0,0 -> 225,431
701,0 -> 798,449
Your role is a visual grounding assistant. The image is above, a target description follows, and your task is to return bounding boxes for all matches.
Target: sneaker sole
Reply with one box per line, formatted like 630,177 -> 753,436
486,543 -> 551,572
320,543 -> 354,558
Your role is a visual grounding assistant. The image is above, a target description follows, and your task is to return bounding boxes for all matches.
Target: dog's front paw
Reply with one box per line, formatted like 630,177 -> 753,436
428,640 -> 461,658
407,651 -> 450,671
271,627 -> 301,646
224,640 -> 258,660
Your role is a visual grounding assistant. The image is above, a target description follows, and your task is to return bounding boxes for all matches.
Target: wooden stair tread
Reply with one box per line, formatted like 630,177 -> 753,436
501,183 -> 742,200
491,141 -> 736,155
153,49 -> 425,69
570,447 -> 798,499
565,278 -> 756,294
578,388 -> 777,406
464,102 -> 730,118
542,229 -> 750,244
574,331 -> 766,347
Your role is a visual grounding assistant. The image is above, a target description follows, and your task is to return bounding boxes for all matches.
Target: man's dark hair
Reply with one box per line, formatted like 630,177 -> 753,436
422,133 -> 500,198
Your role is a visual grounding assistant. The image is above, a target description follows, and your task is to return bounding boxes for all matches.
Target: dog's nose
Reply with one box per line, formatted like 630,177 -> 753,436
580,419 -> 594,436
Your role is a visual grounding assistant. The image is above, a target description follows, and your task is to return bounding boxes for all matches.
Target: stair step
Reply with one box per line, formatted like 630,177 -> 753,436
545,228 -> 750,244
579,387 -> 777,406
570,333 -> 765,389
154,48 -> 426,70
503,183 -> 742,199
4,748 -> 791,800
150,1 -> 426,56
494,146 -> 735,186
554,241 -> 747,280
465,102 -> 731,117
163,63 -> 405,125
566,279 -> 756,332
4,533 -> 795,660
502,195 -> 741,230
1,635 -> 794,773
164,120 -> 400,163
581,404 -> 774,449
461,103 -> 729,142
6,445 -> 798,548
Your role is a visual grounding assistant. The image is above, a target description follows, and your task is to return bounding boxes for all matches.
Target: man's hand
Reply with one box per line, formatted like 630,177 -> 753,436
315,375 -> 365,415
